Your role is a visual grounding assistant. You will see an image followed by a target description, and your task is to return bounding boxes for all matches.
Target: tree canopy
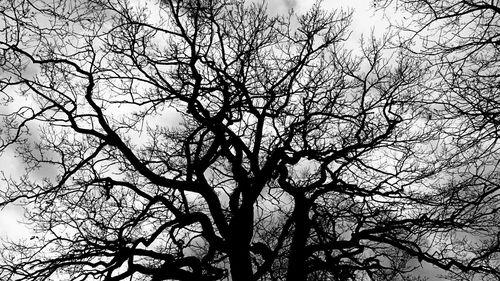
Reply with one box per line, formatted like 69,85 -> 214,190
0,0 -> 499,280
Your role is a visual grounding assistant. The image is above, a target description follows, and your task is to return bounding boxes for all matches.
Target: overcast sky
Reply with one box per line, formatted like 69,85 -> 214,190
0,0 -> 445,279
268,0 -> 388,39
0,0 -> 386,239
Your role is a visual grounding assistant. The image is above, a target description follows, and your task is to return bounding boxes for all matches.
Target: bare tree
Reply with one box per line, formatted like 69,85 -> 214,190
0,0 -> 499,280
375,0 -> 500,143
375,1 -> 500,280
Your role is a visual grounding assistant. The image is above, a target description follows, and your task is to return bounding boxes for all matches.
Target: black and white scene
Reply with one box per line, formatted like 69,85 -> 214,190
1,0 -> 499,280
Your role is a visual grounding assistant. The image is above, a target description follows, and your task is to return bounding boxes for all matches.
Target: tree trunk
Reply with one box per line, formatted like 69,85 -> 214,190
286,195 -> 310,281
229,202 -> 254,281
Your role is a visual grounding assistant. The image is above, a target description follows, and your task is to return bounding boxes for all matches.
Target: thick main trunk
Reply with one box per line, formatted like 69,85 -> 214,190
286,195 -> 310,281
228,244 -> 253,281
228,203 -> 254,281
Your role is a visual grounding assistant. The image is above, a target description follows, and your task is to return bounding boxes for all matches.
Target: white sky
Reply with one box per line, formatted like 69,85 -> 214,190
0,0 -> 384,239
0,0 -> 446,279
0,1 -> 444,280
267,0 -> 389,42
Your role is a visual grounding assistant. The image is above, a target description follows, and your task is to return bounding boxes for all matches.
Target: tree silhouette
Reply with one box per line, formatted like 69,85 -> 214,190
0,0 -> 499,281
376,0 -> 500,149
376,0 -> 500,280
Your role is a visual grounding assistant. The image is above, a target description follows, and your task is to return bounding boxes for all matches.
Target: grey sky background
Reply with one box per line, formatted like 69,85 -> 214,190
0,0 -> 385,239
0,0 -> 441,279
